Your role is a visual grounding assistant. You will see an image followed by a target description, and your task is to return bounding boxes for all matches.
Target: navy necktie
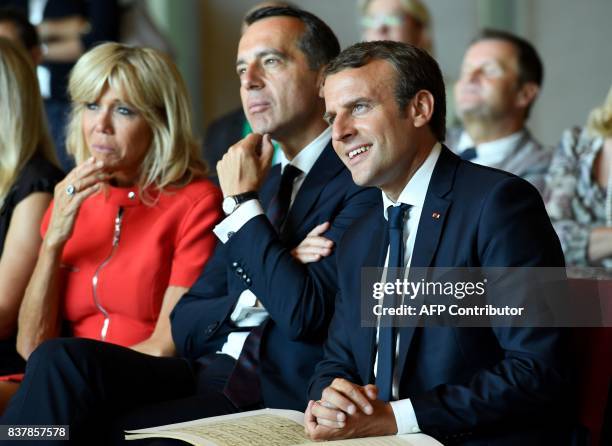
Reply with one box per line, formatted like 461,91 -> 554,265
265,164 -> 302,230
376,203 -> 410,402
223,165 -> 302,408
459,147 -> 477,161
223,322 -> 266,409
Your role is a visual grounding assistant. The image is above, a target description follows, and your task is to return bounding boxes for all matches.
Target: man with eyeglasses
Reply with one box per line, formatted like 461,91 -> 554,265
447,29 -> 551,194
359,0 -> 431,52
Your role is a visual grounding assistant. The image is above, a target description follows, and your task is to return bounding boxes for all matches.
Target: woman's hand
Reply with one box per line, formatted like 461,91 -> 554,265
45,157 -> 107,249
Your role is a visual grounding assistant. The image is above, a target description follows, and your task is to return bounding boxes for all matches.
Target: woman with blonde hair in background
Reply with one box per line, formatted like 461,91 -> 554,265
0,38 -> 63,411
0,43 -> 223,411
545,85 -> 612,267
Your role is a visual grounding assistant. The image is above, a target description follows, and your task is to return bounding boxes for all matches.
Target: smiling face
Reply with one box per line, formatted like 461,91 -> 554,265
455,39 -> 523,122
236,16 -> 322,141
324,59 -> 426,198
82,85 -> 152,186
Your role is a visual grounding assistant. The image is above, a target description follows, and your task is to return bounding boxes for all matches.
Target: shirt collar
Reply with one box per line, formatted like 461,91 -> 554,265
457,129 -> 526,164
382,142 -> 441,220
280,127 -> 332,176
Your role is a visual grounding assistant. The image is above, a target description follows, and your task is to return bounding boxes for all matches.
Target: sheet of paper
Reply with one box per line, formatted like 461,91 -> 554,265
154,414 -> 310,446
126,408 -> 444,446
295,433 -> 443,446
126,409 -> 310,446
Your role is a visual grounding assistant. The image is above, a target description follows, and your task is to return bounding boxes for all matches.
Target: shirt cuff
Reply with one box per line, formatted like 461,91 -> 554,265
391,398 -> 421,434
213,200 -> 264,243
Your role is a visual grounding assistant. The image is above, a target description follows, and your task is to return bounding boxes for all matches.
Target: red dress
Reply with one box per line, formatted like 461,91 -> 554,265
40,179 -> 222,346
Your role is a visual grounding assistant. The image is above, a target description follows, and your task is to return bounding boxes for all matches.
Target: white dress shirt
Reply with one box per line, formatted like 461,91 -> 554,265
213,127 -> 332,359
375,142 -> 441,435
456,130 -> 524,168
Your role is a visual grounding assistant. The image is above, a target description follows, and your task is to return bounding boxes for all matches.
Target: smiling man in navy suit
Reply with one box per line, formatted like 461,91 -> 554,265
305,41 -> 571,445
2,7 -> 380,444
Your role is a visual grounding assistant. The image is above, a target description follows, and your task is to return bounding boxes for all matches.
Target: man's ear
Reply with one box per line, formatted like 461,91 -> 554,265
410,90 -> 435,128
516,82 -> 540,109
316,66 -> 327,98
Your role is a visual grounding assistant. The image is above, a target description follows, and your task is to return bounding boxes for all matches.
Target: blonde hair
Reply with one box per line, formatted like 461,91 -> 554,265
587,84 -> 612,138
66,42 -> 207,196
0,37 -> 57,207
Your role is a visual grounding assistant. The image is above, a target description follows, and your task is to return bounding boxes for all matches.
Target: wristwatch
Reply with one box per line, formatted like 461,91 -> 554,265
222,191 -> 259,215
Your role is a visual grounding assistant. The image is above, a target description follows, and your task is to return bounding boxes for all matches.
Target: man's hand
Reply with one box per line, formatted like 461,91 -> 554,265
216,133 -> 274,197
305,378 -> 398,441
291,222 -> 334,263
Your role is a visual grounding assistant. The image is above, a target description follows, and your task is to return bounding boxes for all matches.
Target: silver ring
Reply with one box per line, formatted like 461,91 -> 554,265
65,184 -> 76,196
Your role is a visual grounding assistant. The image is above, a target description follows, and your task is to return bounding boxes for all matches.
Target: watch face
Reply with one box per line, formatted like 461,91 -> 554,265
222,196 -> 237,215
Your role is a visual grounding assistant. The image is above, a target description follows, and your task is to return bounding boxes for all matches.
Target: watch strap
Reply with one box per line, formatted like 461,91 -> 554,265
232,191 -> 259,205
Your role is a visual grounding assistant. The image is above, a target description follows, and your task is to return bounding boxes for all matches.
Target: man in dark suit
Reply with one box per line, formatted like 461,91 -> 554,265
202,2 -> 295,170
1,7 -> 379,444
304,41 -> 571,445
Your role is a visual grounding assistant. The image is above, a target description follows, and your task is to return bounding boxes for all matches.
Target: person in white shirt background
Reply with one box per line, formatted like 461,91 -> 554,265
447,28 -> 551,194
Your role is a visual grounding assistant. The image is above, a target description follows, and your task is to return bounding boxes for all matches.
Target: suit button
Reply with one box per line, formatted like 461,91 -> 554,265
236,267 -> 244,275
205,322 -> 219,334
245,277 -> 252,285
231,262 -> 238,268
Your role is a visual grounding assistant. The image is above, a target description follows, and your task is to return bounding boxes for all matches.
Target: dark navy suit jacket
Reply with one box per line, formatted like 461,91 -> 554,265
309,146 -> 571,444
171,142 -> 380,410
203,108 -> 246,170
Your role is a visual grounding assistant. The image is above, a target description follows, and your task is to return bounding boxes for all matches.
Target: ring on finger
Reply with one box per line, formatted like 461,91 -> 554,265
65,184 -> 77,196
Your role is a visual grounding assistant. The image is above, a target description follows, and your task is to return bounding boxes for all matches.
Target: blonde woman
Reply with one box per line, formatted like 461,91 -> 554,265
545,85 -> 612,267
0,38 -> 63,373
15,43 -> 222,367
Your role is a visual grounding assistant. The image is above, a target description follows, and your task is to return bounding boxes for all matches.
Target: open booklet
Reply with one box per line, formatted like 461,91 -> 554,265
125,408 -> 443,446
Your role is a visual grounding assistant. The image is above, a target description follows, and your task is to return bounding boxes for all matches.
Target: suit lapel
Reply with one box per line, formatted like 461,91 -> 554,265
362,209 -> 388,383
396,146 -> 457,378
282,142 -> 344,235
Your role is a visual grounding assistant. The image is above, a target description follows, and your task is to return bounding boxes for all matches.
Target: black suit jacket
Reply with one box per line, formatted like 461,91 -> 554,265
171,142 -> 381,410
202,108 -> 246,170
309,146 -> 571,444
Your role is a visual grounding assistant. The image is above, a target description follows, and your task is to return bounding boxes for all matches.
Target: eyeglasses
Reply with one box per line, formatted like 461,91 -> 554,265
361,14 -> 405,29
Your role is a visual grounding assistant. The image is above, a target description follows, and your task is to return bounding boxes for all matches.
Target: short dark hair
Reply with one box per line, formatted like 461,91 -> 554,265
325,40 -> 446,141
472,28 -> 543,87
245,6 -> 340,70
0,7 -> 40,51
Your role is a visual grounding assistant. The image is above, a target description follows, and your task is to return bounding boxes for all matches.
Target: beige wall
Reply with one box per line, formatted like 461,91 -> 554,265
155,0 -> 611,147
